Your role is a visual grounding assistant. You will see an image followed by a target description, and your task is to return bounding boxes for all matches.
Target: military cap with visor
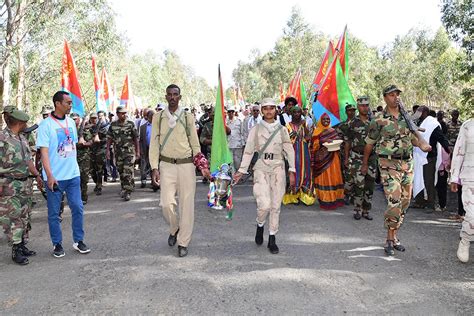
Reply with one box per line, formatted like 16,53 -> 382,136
357,96 -> 370,105
116,105 -> 127,113
9,109 -> 30,122
2,105 -> 17,114
383,84 -> 402,96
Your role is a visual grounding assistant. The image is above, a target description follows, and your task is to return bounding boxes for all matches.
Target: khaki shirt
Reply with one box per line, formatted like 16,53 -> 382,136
149,108 -> 201,170
239,120 -> 296,173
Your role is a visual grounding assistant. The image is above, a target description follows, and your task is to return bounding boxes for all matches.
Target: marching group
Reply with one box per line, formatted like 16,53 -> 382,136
0,83 -> 472,265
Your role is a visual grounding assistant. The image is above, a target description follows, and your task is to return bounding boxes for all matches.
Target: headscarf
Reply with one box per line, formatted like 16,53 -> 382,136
312,113 -> 330,137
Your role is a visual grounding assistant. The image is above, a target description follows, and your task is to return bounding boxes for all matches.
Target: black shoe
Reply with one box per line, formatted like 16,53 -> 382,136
362,213 -> 373,220
394,240 -> 406,252
267,235 -> 279,254
73,241 -> 91,254
344,195 -> 350,205
53,243 -> 65,258
112,178 -> 117,183
152,185 -> 160,192
19,242 -> 36,257
384,240 -> 395,256
123,192 -> 131,201
141,182 -> 146,188
93,187 -> 98,193
12,244 -> 29,265
178,245 -> 188,257
168,229 -> 179,247
353,212 -> 361,220
255,226 -> 264,245
82,200 -> 88,205
96,188 -> 102,196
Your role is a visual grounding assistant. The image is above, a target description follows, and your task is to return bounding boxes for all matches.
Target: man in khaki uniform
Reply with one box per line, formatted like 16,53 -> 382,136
149,84 -> 211,257
233,98 -> 296,254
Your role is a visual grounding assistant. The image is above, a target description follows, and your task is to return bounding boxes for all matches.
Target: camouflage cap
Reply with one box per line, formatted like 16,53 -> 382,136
70,113 -> 80,119
357,96 -> 370,105
89,112 -> 98,118
116,105 -> 127,113
383,84 -> 402,96
9,109 -> 29,122
345,103 -> 356,111
260,98 -> 277,108
2,105 -> 17,114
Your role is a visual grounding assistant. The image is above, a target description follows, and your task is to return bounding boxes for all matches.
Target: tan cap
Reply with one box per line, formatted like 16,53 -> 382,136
260,98 -> 277,108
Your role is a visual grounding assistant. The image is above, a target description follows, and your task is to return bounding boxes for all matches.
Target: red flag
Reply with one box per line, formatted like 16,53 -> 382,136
61,40 -> 85,116
279,82 -> 285,102
92,56 -> 106,112
286,69 -> 305,106
336,25 -> 348,79
120,74 -> 133,111
312,41 -> 335,89
100,68 -> 112,109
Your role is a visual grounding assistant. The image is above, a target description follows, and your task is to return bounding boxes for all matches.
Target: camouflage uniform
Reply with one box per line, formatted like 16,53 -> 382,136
0,127 -> 33,246
345,116 -> 377,214
446,119 -> 463,149
336,118 -> 354,198
77,124 -> 94,202
366,108 -> 417,230
199,121 -> 213,162
90,122 -> 108,192
107,120 -> 138,193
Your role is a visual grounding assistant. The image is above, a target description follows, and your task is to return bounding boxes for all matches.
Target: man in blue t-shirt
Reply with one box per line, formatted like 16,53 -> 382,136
37,91 -> 90,258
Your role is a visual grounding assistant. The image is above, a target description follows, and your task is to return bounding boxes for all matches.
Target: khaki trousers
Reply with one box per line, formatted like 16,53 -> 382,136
461,184 -> 474,241
253,165 -> 286,235
159,161 -> 196,247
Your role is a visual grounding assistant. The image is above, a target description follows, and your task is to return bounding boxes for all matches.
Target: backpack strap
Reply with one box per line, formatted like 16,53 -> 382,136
257,124 -> 283,158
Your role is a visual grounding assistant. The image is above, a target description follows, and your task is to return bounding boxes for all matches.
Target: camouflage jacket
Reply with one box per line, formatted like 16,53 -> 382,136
344,116 -> 372,153
91,122 -> 109,153
77,124 -> 94,157
107,120 -> 138,154
365,108 -> 416,156
0,127 -> 32,195
446,119 -> 463,147
200,121 -> 213,153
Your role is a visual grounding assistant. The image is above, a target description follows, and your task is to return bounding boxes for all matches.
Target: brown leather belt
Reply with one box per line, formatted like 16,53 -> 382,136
160,155 -> 193,164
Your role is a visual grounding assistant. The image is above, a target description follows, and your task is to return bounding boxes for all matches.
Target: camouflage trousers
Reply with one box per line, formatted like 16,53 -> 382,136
379,157 -> 414,230
91,147 -> 106,189
0,194 -> 32,246
116,151 -> 135,193
350,152 -> 376,212
78,154 -> 91,201
342,151 -> 354,196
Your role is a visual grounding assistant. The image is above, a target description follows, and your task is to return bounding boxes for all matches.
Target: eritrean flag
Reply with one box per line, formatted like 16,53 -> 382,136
100,67 -> 112,110
336,25 -> 349,79
92,56 -> 106,113
286,69 -> 307,108
61,40 -> 85,116
210,65 -> 233,174
312,40 -> 335,91
311,54 -> 355,126
120,74 -> 134,111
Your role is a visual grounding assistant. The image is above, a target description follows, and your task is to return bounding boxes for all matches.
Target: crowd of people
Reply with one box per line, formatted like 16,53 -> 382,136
0,83 -> 472,265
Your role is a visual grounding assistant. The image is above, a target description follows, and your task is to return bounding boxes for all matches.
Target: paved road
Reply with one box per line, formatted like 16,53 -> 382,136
1,176 -> 472,314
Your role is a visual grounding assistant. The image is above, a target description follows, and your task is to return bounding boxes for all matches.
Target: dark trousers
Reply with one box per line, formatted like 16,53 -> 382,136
458,185 -> 465,216
415,156 -> 437,209
436,170 -> 448,208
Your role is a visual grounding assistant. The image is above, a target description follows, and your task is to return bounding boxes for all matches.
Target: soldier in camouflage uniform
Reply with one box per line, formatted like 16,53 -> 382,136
199,108 -> 214,162
71,113 -> 94,204
106,106 -> 140,201
345,96 -> 375,221
362,85 -> 431,256
90,112 -> 108,195
0,109 -> 43,265
336,104 -> 356,205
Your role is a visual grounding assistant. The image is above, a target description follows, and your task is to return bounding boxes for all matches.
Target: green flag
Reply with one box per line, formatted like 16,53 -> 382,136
210,65 -> 233,173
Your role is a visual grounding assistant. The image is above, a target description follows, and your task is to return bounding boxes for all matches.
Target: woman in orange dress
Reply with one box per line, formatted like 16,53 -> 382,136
311,113 -> 345,209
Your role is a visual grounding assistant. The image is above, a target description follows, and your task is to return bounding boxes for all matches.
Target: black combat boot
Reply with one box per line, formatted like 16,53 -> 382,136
255,226 -> 264,245
267,235 -> 279,254
19,241 -> 36,257
12,244 -> 29,265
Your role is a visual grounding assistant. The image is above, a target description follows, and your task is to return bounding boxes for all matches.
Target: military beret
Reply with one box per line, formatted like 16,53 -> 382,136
116,105 -> 127,113
70,113 -> 80,119
9,109 -> 30,122
357,96 -> 370,105
2,105 -> 17,114
383,85 -> 402,96
89,112 -> 98,118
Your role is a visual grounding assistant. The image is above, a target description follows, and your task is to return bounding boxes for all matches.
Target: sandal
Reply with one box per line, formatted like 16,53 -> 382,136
384,240 -> 395,256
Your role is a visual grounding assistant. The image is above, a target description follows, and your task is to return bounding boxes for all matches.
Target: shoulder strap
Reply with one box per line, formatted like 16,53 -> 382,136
160,111 -> 185,152
258,124 -> 283,157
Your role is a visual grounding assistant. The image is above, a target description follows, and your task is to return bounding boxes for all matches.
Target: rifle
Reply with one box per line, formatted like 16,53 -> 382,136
397,99 -> 430,150
23,124 -> 38,134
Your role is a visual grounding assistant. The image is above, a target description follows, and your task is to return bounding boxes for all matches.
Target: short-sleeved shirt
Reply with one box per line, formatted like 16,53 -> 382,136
36,115 -> 80,181
365,108 -> 416,156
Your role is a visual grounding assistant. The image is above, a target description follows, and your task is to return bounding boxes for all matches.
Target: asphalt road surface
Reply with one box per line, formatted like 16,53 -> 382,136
1,175 -> 473,314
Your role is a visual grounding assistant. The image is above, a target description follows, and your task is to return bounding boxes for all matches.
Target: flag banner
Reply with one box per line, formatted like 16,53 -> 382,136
120,74 -> 134,112
336,25 -> 349,79
101,67 -> 112,109
61,40 -> 85,117
312,40 -> 335,93
312,54 -> 355,126
210,65 -> 233,174
92,56 -> 106,113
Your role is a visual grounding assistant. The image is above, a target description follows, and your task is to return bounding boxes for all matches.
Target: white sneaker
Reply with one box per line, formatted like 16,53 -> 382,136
457,238 -> 470,263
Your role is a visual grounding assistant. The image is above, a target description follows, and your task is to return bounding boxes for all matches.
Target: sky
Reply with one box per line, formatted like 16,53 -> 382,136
111,0 -> 443,87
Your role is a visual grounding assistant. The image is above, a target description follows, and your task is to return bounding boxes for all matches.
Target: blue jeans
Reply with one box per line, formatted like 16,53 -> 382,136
47,176 -> 85,245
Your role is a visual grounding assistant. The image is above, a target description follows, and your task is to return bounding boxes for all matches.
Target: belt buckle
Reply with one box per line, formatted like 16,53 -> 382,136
172,158 -> 178,164
387,155 -> 392,160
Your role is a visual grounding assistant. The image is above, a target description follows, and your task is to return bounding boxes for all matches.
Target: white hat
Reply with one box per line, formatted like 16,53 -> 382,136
261,98 -> 277,108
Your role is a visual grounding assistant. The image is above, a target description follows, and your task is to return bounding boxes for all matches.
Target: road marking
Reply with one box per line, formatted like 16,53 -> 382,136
343,246 -> 384,252
348,254 -> 402,261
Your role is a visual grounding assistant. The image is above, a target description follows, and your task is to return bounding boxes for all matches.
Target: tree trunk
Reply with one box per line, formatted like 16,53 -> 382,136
15,0 -> 26,110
